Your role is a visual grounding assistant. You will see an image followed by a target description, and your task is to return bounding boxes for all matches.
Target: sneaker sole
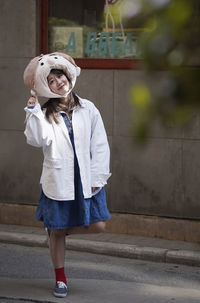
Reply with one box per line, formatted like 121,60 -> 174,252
53,291 -> 67,298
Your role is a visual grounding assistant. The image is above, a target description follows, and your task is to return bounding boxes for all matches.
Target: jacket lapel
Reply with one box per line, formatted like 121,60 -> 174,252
56,114 -> 72,144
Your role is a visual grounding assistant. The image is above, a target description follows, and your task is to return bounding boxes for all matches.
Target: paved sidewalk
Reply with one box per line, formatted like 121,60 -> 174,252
0,224 -> 200,266
1,277 -> 200,303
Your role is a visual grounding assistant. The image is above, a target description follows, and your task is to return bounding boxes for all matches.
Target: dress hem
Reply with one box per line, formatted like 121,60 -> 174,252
36,215 -> 110,230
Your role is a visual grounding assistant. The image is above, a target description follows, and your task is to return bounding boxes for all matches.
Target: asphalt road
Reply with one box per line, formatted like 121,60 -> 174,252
0,243 -> 200,303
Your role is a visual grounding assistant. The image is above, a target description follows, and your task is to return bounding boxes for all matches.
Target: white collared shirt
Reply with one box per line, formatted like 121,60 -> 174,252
24,96 -> 111,200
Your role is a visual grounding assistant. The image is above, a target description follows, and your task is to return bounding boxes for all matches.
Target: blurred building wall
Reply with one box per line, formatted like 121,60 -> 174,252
0,0 -> 200,239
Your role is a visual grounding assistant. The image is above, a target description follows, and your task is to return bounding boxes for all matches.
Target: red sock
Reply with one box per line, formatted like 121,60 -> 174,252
55,267 -> 67,284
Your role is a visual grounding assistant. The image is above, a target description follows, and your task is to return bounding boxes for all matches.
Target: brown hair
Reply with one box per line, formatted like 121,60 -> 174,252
42,97 -> 61,124
42,69 -> 78,123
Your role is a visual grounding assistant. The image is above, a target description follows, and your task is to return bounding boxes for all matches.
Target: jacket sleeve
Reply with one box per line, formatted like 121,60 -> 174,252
90,105 -> 111,187
24,103 -> 53,148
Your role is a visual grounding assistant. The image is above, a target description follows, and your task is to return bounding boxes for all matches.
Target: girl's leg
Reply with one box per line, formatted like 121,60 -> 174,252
49,229 -> 68,297
49,229 -> 67,284
49,222 -> 106,268
48,222 -> 106,297
50,229 -> 66,268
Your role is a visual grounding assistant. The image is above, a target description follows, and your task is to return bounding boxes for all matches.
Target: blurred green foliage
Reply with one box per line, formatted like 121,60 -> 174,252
113,0 -> 200,140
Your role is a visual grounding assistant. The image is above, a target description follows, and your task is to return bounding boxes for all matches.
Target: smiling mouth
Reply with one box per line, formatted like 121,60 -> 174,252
58,84 -> 65,90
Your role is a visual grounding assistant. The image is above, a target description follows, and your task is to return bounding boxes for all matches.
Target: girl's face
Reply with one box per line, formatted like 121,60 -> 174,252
47,72 -> 71,96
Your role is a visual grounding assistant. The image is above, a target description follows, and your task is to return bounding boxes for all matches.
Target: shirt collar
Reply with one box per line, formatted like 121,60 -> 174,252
77,96 -> 86,108
56,95 -> 86,116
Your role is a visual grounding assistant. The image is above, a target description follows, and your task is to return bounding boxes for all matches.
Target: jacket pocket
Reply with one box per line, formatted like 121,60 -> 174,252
43,158 -> 62,168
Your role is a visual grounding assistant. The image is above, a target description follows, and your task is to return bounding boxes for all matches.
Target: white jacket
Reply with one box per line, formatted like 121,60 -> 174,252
24,96 -> 111,201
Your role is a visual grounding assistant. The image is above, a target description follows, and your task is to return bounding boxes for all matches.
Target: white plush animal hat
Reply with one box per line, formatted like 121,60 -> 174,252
23,52 -> 81,98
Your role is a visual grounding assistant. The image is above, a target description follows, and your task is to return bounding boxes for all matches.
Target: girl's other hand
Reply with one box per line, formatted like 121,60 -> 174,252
92,187 -> 99,193
27,95 -> 38,107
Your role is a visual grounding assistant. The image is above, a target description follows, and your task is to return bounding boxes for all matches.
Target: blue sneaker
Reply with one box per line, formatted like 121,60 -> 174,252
53,281 -> 67,297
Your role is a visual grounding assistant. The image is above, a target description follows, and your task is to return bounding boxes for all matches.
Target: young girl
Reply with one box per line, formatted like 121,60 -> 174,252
23,52 -> 111,298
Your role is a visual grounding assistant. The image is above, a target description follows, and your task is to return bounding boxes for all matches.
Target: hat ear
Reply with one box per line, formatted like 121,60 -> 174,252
76,66 -> 81,76
23,55 -> 41,90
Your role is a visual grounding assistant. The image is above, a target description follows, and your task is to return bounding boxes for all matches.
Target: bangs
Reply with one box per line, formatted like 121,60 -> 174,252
49,69 -> 65,76
48,69 -> 71,82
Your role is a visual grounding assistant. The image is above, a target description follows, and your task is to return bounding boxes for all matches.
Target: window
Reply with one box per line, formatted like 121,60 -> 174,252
41,0 -> 143,69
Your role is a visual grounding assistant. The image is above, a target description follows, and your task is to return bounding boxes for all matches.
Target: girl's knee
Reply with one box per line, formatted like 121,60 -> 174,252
50,229 -> 67,238
92,221 -> 106,233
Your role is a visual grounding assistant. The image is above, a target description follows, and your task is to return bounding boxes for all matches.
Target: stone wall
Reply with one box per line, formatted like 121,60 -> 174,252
75,70 -> 200,220
0,0 -> 42,204
0,0 -> 200,225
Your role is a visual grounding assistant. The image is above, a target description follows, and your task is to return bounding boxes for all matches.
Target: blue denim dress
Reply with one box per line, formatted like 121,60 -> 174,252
36,112 -> 110,229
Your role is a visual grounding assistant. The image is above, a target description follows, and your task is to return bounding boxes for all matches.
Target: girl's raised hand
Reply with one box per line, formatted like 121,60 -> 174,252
27,95 -> 38,107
